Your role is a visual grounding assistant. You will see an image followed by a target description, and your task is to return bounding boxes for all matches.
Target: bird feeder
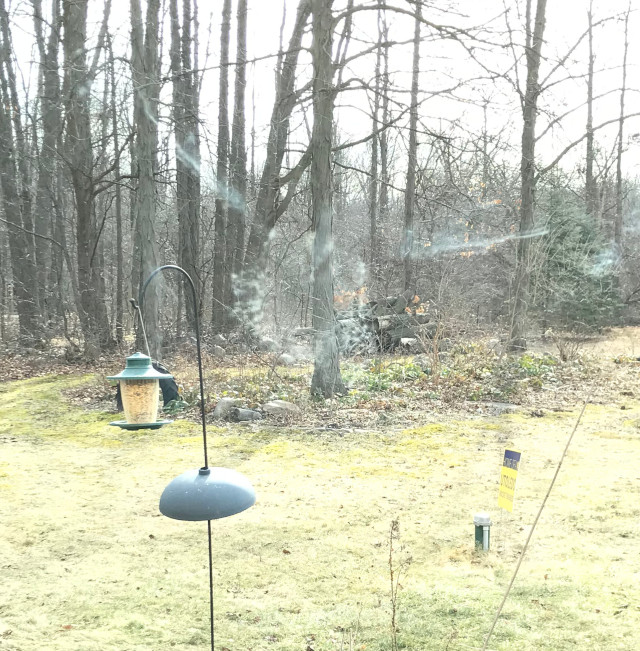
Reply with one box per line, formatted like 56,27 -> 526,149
108,352 -> 173,430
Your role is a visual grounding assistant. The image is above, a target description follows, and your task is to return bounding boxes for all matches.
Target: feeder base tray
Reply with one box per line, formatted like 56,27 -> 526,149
109,419 -> 173,430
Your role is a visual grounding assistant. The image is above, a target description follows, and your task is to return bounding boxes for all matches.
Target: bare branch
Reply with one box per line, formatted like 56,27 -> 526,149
88,0 -> 112,84
536,88 -> 624,143
536,111 -> 640,180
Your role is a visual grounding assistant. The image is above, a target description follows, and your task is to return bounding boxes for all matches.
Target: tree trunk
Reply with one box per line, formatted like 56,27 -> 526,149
171,0 -> 201,335
379,4 -> 389,283
368,1 -> 383,289
614,6 -> 629,256
62,0 -> 100,357
51,131 -> 69,321
106,33 -> 124,345
170,0 -> 185,339
309,0 -> 345,398
0,0 -> 36,276
402,1 -> 421,293
509,0 -> 548,351
241,0 -> 311,328
0,241 -> 5,342
585,1 -> 596,220
33,0 -> 62,323
212,0 -> 231,332
0,0 -> 40,342
183,0 -> 201,326
226,0 -> 248,327
478,99 -> 489,201
130,0 -> 161,358
0,75 -> 39,342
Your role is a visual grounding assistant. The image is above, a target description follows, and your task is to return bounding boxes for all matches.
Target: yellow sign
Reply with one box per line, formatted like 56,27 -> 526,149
498,449 -> 521,512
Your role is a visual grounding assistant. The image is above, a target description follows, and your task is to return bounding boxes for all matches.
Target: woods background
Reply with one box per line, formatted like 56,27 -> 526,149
1,0 -> 639,395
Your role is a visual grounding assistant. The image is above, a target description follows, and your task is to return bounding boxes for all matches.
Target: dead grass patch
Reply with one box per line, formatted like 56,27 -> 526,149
1,345 -> 640,649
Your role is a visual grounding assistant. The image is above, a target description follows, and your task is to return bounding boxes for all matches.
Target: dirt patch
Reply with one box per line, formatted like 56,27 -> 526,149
579,326 -> 640,357
530,326 -> 640,359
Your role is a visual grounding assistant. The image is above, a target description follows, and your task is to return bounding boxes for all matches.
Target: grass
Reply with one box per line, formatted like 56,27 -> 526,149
1,367 -> 640,650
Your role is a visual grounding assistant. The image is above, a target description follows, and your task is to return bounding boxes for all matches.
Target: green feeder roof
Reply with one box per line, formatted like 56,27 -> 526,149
107,352 -> 173,381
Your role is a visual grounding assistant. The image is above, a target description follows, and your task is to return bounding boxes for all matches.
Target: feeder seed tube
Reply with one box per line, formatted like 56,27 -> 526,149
120,379 -> 160,424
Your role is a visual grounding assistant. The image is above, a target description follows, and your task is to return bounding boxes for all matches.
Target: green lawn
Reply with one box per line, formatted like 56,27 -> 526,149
1,373 -> 639,650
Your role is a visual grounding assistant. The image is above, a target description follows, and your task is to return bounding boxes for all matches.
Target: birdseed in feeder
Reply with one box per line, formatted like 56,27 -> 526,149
120,379 -> 160,424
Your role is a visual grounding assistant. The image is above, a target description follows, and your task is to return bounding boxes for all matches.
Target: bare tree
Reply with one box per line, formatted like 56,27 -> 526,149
0,0 -> 39,342
402,0 -> 421,293
614,5 -> 629,254
310,0 -> 345,397
509,0 -> 548,351
171,0 -> 201,334
61,0 -> 113,357
225,0 -> 248,326
379,5 -> 390,276
130,0 -> 161,357
107,33 -> 125,345
368,0 -> 385,289
211,0 -> 231,332
241,0 -> 311,327
32,0 -> 62,322
0,0 -> 637,357
585,0 -> 597,220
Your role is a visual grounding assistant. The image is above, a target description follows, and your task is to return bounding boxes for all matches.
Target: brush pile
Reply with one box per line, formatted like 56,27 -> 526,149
294,290 -> 440,355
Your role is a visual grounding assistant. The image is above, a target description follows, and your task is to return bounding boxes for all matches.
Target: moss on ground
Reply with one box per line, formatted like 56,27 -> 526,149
1,373 -> 640,650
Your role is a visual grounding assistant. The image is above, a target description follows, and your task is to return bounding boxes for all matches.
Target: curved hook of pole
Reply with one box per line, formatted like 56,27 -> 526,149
139,265 -> 209,469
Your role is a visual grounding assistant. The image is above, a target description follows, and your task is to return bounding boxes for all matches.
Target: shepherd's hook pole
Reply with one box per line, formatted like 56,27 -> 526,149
139,265 -> 208,468
139,265 -> 214,651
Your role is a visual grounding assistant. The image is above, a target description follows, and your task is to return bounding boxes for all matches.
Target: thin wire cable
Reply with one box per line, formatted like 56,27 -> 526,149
481,399 -> 590,651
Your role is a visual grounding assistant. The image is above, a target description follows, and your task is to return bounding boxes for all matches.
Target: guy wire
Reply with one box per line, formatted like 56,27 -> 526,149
481,397 -> 591,651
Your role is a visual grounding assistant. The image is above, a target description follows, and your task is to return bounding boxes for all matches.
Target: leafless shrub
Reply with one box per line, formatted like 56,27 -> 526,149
548,329 -> 591,362
389,519 -> 412,651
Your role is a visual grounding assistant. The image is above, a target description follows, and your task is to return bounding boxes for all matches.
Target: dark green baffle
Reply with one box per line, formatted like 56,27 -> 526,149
160,467 -> 256,521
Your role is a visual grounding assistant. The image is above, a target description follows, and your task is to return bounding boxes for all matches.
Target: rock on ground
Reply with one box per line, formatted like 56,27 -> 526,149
212,397 -> 242,420
231,407 -> 263,421
258,337 -> 278,352
483,401 -> 519,416
262,400 -> 301,416
211,345 -> 225,358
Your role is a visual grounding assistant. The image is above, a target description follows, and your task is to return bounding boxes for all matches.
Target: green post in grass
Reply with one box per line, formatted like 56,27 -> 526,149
474,512 -> 491,551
